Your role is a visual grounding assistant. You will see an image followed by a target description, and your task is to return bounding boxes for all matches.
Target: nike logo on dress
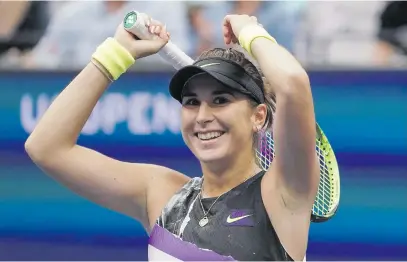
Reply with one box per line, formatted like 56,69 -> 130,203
224,209 -> 255,227
226,214 -> 252,223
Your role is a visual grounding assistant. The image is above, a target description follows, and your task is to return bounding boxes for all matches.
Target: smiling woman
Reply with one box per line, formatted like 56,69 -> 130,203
149,47 -> 296,260
24,13 -> 318,261
171,48 -> 269,171
172,48 -> 276,167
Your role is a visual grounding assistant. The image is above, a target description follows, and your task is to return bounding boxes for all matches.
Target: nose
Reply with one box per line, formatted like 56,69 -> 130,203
196,102 -> 214,125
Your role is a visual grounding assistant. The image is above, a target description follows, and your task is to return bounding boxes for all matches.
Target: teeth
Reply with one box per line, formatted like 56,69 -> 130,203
197,131 -> 223,140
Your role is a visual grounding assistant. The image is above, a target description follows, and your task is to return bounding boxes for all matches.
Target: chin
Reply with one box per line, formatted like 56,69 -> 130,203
196,148 -> 229,164
189,132 -> 231,163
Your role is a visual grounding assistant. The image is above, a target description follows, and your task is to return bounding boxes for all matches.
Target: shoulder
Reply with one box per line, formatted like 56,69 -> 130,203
159,176 -> 201,216
145,167 -> 193,229
180,176 -> 202,191
147,165 -> 191,195
151,166 -> 191,187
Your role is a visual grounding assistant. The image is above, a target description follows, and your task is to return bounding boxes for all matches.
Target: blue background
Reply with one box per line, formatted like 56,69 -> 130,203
0,70 -> 406,260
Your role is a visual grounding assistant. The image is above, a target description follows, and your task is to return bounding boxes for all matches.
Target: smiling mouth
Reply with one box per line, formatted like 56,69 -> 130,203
195,131 -> 225,141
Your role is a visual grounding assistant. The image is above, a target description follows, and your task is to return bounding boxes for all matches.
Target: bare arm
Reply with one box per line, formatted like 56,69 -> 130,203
25,23 -> 189,230
223,14 -> 318,260
252,38 -> 318,206
251,38 -> 318,260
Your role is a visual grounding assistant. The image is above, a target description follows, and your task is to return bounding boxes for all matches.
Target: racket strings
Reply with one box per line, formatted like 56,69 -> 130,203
255,130 -> 334,217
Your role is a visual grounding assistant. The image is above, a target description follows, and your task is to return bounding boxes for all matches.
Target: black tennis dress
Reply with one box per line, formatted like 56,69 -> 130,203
148,171 -> 294,261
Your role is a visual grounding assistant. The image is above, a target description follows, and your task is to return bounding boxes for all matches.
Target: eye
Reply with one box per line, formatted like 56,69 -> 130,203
182,98 -> 199,106
213,96 -> 230,104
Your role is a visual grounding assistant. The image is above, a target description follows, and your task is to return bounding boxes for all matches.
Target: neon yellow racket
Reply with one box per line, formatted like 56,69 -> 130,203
123,11 -> 341,223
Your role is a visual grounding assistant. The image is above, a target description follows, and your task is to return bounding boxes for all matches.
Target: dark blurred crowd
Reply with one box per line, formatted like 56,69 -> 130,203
0,1 -> 406,70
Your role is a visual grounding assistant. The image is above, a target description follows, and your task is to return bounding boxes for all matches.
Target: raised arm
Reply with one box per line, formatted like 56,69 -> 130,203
25,21 -> 189,230
253,38 -> 317,260
250,34 -> 318,206
224,14 -> 318,206
223,15 -> 318,260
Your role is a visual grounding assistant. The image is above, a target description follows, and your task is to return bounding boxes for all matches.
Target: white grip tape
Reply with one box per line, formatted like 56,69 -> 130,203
123,11 -> 194,70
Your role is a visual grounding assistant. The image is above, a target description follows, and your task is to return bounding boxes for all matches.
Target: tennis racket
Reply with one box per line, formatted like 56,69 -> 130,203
123,11 -> 340,222
256,124 -> 340,222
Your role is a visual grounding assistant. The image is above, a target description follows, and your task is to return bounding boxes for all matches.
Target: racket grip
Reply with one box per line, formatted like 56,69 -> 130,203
123,11 -> 194,70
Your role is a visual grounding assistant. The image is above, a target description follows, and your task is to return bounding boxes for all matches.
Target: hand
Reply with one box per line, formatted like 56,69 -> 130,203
113,14 -> 170,59
222,14 -> 259,45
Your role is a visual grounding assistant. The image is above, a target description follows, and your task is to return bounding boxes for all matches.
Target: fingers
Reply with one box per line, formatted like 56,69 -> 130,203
141,14 -> 169,41
222,15 -> 233,45
222,14 -> 260,45
223,25 -> 231,45
147,24 -> 169,40
159,24 -> 170,40
222,15 -> 232,27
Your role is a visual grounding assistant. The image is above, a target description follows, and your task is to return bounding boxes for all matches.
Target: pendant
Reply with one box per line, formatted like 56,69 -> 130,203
199,216 -> 209,227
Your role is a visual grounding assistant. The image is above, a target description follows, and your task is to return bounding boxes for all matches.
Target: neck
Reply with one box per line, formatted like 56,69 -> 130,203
200,154 -> 261,198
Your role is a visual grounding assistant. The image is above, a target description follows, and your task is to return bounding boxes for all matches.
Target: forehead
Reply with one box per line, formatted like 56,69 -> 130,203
183,73 -> 233,95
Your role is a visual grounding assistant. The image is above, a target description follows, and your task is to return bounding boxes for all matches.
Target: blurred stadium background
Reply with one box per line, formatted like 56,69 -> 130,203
0,0 -> 406,260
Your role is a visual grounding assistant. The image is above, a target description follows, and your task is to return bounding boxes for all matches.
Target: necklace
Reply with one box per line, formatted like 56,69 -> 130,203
198,191 -> 222,227
197,174 -> 254,227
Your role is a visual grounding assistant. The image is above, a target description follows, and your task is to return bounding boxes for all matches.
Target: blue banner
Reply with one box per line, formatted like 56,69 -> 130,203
1,70 -> 406,155
0,70 -> 406,260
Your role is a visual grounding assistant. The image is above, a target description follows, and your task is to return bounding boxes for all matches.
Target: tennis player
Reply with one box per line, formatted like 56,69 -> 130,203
25,14 -> 318,261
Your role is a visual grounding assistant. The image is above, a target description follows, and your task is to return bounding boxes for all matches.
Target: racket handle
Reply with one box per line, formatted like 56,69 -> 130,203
123,11 -> 194,70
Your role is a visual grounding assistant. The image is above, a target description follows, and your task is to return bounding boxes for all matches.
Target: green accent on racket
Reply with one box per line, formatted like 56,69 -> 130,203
123,11 -> 138,29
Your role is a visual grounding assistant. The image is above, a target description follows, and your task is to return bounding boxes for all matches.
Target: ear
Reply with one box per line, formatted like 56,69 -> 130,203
251,104 -> 267,131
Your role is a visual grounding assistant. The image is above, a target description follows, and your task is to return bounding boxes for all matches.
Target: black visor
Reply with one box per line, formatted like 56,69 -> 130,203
169,57 -> 265,104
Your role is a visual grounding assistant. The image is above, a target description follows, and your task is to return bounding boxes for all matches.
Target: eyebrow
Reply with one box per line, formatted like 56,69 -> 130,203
182,90 -> 236,97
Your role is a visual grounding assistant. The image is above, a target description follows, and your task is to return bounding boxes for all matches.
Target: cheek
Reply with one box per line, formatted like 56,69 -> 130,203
180,110 -> 195,145
233,122 -> 253,141
181,110 -> 194,130
227,111 -> 254,139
